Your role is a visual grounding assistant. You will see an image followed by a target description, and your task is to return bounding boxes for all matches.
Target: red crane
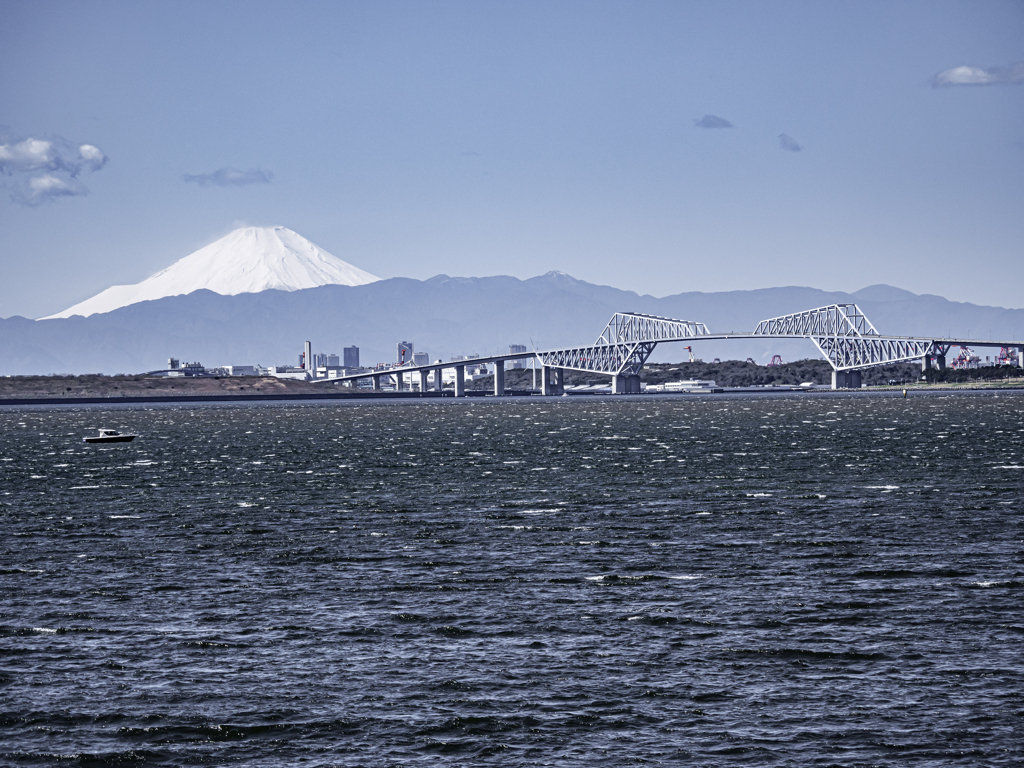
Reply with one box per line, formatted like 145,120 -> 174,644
950,345 -> 980,370
769,355 -> 783,367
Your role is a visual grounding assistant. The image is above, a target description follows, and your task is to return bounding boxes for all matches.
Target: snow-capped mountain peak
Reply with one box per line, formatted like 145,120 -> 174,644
41,226 -> 381,319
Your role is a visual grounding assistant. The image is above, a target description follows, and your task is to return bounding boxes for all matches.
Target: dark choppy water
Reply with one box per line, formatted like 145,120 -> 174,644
1,393 -> 1022,766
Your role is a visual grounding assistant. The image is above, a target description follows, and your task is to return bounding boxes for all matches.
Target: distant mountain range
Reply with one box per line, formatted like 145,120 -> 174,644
4,272 -> 1023,375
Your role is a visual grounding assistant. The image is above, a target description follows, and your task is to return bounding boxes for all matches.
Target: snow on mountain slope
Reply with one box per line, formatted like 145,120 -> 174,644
41,226 -> 381,319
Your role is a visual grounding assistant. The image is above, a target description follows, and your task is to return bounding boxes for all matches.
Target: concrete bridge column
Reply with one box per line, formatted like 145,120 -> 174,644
434,367 -> 443,391
627,374 -> 641,394
1018,347 -> 1024,369
611,374 -> 622,394
541,366 -> 553,396
454,365 -> 466,397
936,354 -> 946,370
555,367 -> 564,395
418,370 -> 429,393
921,354 -> 932,373
832,370 -> 862,389
394,371 -> 403,392
493,361 -> 505,397
372,374 -> 381,391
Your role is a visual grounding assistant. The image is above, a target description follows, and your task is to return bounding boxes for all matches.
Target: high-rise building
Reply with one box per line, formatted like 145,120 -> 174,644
509,344 -> 527,369
327,353 -> 340,367
412,352 -> 429,366
397,341 -> 414,364
343,346 -> 359,368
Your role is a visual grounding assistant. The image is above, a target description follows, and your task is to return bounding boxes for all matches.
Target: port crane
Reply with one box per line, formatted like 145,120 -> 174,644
950,345 -> 980,370
998,347 -> 1019,366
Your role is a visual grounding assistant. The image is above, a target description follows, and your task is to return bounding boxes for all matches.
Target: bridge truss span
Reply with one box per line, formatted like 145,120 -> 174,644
596,312 -> 709,346
753,303 -> 877,339
814,336 -> 934,371
535,312 -> 711,377
751,303 -> 931,371
537,341 -> 658,378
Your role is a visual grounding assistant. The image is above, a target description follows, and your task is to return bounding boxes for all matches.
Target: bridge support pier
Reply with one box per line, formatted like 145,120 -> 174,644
394,371 -> 403,392
936,354 -> 946,370
454,365 -> 466,397
493,361 -> 504,396
372,374 -> 381,391
434,367 -> 443,392
831,370 -> 862,389
418,370 -> 429,393
922,354 -> 931,373
541,366 -> 564,396
612,374 -> 641,394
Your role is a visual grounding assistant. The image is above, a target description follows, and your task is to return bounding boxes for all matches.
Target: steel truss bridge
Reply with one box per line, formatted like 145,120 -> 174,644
317,303 -> 1024,394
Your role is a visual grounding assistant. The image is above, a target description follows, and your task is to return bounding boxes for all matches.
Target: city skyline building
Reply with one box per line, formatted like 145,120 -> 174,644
510,344 -> 527,369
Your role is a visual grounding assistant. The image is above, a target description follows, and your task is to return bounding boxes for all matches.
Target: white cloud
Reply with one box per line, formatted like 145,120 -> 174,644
0,137 -> 107,176
183,167 -> 273,187
0,130 -> 108,206
0,139 -> 58,174
78,144 -> 107,172
15,174 -> 88,206
932,63 -> 1024,87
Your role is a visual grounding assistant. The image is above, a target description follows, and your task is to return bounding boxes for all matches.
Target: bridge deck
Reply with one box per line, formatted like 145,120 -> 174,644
315,333 -> 1024,386
306,306 -> 1022,389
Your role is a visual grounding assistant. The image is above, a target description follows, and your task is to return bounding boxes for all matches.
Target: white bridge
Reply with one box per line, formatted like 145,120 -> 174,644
318,303 -> 1024,394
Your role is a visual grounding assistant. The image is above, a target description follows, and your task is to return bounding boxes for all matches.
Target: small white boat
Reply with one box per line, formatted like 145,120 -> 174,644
83,429 -> 138,444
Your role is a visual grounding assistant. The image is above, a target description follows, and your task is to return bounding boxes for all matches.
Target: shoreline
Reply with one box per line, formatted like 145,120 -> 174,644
0,390 -> 465,406
2,384 -> 1023,407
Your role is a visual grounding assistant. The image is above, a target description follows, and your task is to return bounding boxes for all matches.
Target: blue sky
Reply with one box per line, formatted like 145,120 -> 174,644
1,0 -> 1022,318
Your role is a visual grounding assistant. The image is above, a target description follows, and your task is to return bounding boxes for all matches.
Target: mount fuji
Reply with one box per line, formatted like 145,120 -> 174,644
41,226 -> 380,319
